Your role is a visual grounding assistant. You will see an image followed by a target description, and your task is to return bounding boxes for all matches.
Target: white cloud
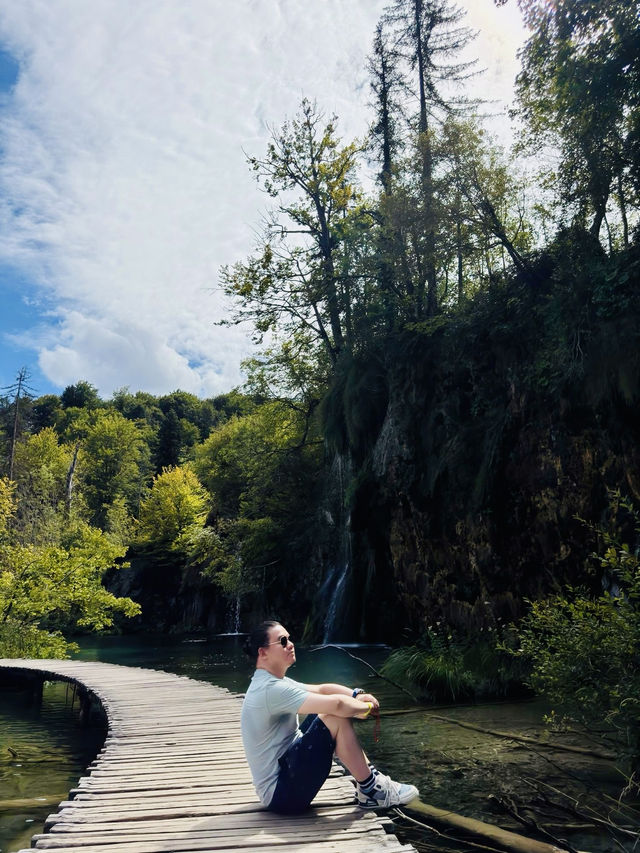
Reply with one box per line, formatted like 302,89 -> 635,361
36,310 -> 223,395
0,0 -> 524,398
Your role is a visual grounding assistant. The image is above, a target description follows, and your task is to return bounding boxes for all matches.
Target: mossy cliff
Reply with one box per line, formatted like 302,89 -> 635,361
322,228 -> 640,640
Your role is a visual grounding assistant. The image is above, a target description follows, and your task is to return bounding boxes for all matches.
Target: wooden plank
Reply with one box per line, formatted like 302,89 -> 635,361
27,838 -> 408,853
31,821 -> 389,847
20,842 -> 413,853
43,809 -> 383,835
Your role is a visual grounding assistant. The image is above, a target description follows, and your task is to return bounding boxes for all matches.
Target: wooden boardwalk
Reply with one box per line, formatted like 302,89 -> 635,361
0,659 -> 417,853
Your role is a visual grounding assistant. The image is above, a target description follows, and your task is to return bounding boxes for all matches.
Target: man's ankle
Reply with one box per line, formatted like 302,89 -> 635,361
357,771 -> 376,792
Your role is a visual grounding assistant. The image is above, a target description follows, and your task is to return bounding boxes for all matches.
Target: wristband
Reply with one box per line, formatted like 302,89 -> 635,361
352,688 -> 364,698
361,702 -> 373,719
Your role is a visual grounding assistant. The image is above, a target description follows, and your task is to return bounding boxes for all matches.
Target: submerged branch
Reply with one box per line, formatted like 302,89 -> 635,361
423,715 -> 616,761
522,778 -> 640,842
378,707 -> 615,760
492,794 -> 580,853
309,643 -> 418,702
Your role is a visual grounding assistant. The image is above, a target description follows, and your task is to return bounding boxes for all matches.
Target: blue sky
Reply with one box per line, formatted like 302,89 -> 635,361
0,48 -> 50,395
0,1 -> 525,402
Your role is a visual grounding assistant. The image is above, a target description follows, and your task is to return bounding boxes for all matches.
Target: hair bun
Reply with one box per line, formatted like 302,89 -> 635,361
243,620 -> 279,660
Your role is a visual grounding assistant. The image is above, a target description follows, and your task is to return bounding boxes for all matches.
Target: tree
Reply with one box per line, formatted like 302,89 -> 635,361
368,21 -> 404,194
368,22 -> 416,329
0,477 -> 15,534
11,427 -> 74,544
437,117 -> 536,290
194,402 -> 322,602
513,0 -> 640,242
81,411 -> 149,530
137,465 -> 209,553
221,99 -> 372,368
30,394 -> 63,432
382,0 -> 479,314
155,409 -> 201,471
3,367 -> 35,480
510,494 -> 640,788
60,380 -> 102,410
111,388 -> 163,429
0,481 -> 140,658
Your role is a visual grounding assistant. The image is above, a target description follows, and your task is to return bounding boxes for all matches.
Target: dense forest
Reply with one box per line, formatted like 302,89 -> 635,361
1,0 -> 639,792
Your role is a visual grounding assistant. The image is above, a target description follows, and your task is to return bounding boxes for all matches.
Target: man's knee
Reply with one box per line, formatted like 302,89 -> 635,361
318,713 -> 351,739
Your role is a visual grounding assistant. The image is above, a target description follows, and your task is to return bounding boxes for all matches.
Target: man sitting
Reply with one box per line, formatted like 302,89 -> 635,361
241,620 -> 419,814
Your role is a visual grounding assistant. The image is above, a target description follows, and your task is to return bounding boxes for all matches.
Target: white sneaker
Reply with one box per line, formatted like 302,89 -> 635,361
356,772 -> 419,809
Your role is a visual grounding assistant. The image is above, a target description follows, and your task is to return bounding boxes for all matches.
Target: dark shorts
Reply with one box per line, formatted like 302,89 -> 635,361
268,714 -> 336,814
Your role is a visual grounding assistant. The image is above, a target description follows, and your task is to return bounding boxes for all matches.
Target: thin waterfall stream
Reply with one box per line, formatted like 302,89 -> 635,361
322,562 -> 350,643
320,453 -> 354,642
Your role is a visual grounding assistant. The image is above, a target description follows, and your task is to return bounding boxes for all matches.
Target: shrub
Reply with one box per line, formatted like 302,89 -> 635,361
511,493 -> 640,790
381,626 -> 525,703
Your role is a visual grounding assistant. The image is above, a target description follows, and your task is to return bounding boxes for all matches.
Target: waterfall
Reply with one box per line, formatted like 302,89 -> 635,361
225,594 -> 241,634
320,454 -> 353,642
322,562 -> 349,643
233,594 -> 241,634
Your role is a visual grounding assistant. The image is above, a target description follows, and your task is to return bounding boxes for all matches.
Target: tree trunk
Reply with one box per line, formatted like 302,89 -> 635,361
457,217 -> 464,305
589,202 -> 606,242
65,443 -> 80,518
8,369 -> 26,481
316,203 -> 345,355
617,173 -> 629,247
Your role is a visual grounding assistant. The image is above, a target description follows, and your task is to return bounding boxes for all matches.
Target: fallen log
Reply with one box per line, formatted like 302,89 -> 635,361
402,798 -> 578,853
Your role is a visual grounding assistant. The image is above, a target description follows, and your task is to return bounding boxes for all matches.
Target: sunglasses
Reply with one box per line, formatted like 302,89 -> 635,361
267,635 -> 293,647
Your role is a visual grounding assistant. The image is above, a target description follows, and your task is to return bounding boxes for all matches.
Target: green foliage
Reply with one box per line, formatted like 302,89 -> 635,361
514,0 -> 640,237
0,622 -> 71,659
381,625 -> 524,703
0,477 -> 15,526
221,98 -> 371,365
0,483 -> 140,658
80,411 -> 150,529
60,381 -> 102,410
11,428 -> 73,544
137,465 -> 209,554
193,401 -> 322,604
381,641 -> 475,702
511,494 -> 640,779
321,351 -> 389,460
193,517 -> 277,597
30,395 -> 63,432
195,401 -> 314,518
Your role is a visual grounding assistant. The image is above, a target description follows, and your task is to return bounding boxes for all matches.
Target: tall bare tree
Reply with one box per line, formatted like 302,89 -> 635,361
4,367 -> 35,480
382,0 -> 479,314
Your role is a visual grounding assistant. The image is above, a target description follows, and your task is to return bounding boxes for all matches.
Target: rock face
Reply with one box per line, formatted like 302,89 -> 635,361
351,368 -> 638,640
332,234 -> 640,640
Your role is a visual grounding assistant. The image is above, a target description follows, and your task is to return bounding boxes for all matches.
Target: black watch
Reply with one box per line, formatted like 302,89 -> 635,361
352,688 -> 365,698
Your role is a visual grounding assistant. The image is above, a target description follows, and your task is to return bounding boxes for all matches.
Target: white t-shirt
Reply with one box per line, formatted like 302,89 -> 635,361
241,669 -> 309,806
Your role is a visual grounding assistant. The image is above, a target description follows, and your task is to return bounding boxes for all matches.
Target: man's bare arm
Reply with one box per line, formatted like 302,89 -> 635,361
297,692 -> 373,718
304,683 -> 380,708
304,682 -> 351,696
